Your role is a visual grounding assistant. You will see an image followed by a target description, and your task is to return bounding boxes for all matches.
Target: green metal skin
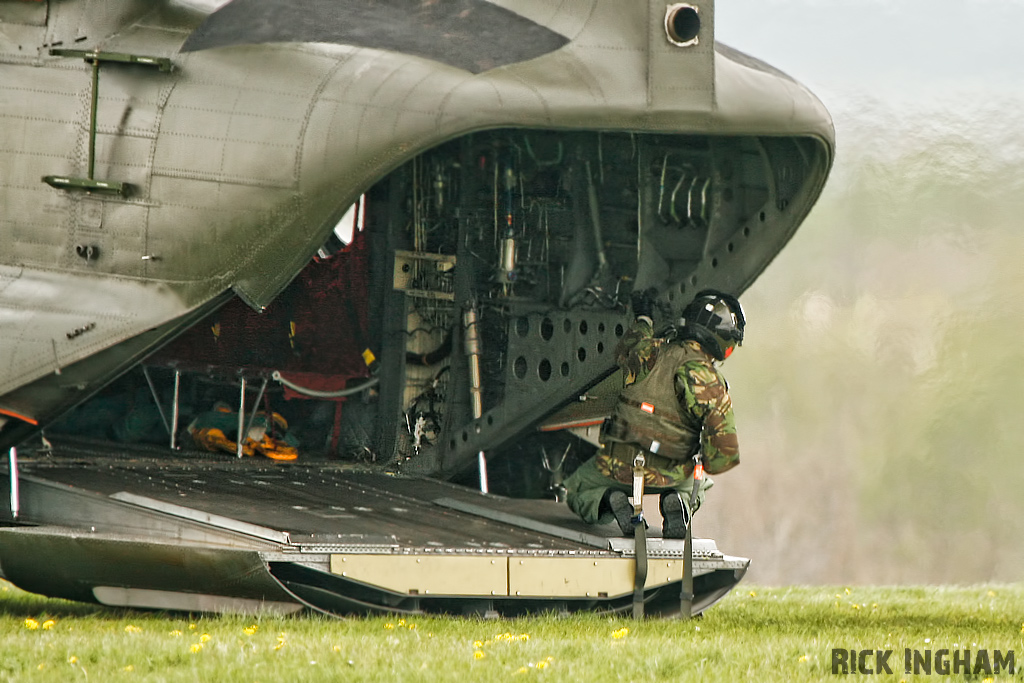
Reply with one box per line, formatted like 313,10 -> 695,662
0,0 -> 834,465
0,1 -> 832,615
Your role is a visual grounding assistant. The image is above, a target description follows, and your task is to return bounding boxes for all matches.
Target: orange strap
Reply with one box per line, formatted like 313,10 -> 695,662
0,408 -> 37,425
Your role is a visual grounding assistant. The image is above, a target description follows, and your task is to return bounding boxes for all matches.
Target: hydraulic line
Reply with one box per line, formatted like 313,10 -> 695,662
142,366 -> 172,436
657,154 -> 669,223
170,369 -> 181,450
463,305 -> 488,493
406,329 -> 454,366
242,377 -> 269,448
463,307 -> 484,421
271,371 -> 379,399
584,160 -> 608,275
236,377 -> 246,458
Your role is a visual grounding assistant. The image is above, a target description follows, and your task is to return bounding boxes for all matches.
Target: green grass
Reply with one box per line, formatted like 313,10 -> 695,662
1,581 -> 1022,682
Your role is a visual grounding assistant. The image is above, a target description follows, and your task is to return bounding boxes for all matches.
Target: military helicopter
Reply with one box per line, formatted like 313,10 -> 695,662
0,0 -> 833,617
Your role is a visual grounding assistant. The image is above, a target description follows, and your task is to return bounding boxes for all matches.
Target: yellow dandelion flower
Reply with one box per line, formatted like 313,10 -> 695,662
274,633 -> 287,651
24,618 -> 39,630
190,644 -> 203,654
42,620 -> 55,630
397,619 -> 406,626
200,633 -> 211,643
384,623 -> 395,630
537,660 -> 549,670
37,664 -> 45,671
987,590 -> 996,597
188,623 -> 197,630
408,623 -> 417,630
516,666 -> 529,675
124,625 -> 142,634
169,630 -> 183,637
983,678 -> 994,683
68,656 -> 78,664
852,603 -> 861,610
124,665 -> 134,672
243,625 -> 258,636
473,640 -> 484,648
473,650 -> 485,660
799,655 -> 809,663
749,590 -> 757,597
612,627 -> 630,639
844,588 -> 851,595
333,645 -> 342,653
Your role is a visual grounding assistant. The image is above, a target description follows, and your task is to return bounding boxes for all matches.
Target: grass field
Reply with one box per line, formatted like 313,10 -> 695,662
1,581 -> 1022,681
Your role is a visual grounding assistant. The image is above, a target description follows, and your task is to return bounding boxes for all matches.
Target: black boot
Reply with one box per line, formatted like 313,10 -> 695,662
601,490 -> 636,536
660,491 -> 690,539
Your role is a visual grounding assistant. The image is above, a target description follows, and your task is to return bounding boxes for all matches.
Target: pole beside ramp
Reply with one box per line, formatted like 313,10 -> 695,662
8,448 -> 19,521
681,454 -> 704,618
631,453 -> 648,618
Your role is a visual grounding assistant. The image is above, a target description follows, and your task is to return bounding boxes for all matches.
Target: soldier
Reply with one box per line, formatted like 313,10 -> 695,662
564,288 -> 744,538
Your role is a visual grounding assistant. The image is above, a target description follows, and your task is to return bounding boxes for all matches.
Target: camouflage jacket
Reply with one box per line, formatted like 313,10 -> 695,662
596,318 -> 739,487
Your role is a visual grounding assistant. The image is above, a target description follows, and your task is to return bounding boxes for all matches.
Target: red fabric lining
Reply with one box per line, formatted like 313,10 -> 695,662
153,229 -> 371,399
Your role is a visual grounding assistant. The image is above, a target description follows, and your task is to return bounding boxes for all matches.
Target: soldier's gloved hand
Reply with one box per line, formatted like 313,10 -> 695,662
630,287 -> 658,319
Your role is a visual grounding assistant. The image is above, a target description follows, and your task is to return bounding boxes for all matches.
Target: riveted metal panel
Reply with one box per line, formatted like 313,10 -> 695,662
45,0 -> 152,49
0,1 -> 48,27
0,63 -> 81,271
153,46 -> 335,189
330,555 -> 507,597
508,557 -> 641,598
0,266 -> 187,398
507,558 -> 685,598
648,1 -> 715,113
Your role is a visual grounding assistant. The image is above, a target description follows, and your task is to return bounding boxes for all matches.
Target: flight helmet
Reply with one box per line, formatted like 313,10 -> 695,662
670,289 -> 745,361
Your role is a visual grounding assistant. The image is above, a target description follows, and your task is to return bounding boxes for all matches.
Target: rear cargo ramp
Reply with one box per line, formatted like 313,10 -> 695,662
0,450 -> 747,617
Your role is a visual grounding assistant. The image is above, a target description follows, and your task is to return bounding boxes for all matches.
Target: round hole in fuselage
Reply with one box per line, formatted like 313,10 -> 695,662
665,4 -> 701,47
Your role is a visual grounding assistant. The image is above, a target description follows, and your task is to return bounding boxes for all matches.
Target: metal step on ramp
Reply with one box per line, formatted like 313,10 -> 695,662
0,449 -> 748,617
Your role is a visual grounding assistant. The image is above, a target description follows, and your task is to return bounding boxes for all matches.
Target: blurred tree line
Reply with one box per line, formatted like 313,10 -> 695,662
700,94 -> 1024,584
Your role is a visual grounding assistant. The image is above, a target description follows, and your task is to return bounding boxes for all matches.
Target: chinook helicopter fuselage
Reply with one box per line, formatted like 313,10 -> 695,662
0,0 -> 833,617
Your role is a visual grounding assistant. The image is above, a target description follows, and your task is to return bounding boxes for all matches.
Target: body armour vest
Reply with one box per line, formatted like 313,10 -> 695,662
607,342 -> 707,461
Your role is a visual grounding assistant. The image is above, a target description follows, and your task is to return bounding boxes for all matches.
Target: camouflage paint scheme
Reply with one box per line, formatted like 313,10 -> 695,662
565,319 -> 737,524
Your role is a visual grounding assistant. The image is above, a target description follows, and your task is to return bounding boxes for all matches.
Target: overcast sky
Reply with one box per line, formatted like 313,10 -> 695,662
711,2 -> 1024,583
716,0 -> 1024,104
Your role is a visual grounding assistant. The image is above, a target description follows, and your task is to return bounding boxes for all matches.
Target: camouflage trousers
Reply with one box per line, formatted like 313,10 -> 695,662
564,443 -> 713,526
